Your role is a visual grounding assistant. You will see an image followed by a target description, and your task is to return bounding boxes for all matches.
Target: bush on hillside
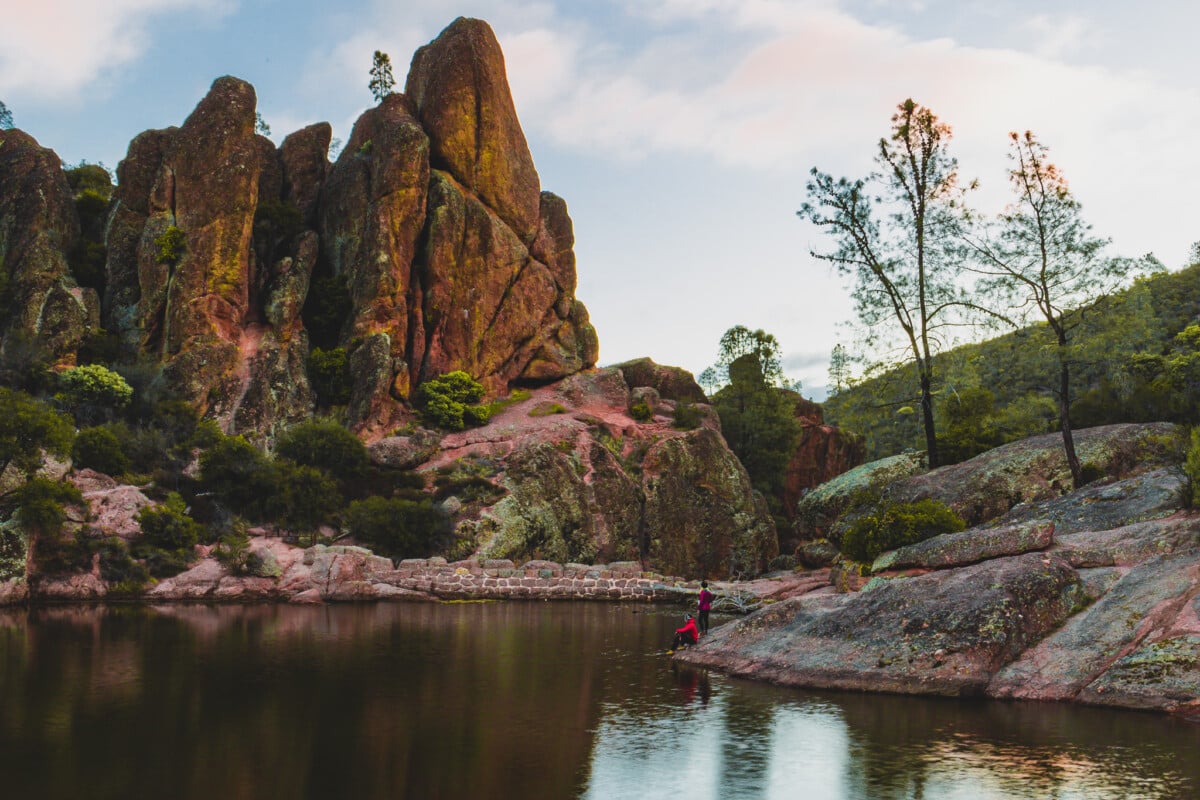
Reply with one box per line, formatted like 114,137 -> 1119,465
840,498 -> 966,563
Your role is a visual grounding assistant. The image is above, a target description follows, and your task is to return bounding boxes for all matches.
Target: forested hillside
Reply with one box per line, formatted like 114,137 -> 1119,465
824,260 -> 1200,462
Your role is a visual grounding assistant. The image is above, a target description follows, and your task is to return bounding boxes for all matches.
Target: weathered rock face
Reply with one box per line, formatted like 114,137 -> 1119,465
406,16 -> 540,243
681,421 -> 1200,721
680,553 -> 1086,696
612,358 -> 708,404
793,452 -> 927,544
0,130 -> 97,368
781,398 -> 864,542
0,18 -> 601,440
437,368 -> 775,579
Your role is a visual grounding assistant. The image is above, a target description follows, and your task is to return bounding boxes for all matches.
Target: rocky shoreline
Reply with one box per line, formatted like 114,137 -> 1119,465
678,424 -> 1200,723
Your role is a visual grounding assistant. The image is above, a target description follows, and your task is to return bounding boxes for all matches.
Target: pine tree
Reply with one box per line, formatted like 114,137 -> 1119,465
369,51 -> 395,103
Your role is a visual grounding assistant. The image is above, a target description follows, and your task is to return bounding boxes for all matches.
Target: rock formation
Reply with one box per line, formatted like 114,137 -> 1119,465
680,422 -> 1200,721
0,130 -> 98,372
779,397 -> 864,550
84,17 -> 595,439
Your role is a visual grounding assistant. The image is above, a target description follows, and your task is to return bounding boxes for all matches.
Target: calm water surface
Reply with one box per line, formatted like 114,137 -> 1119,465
1,602 -> 1197,799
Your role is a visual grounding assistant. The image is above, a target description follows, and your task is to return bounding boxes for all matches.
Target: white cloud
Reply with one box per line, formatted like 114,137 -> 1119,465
0,0 -> 234,100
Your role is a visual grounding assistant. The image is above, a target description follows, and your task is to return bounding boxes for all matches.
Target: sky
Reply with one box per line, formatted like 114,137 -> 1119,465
3,0 -> 1200,399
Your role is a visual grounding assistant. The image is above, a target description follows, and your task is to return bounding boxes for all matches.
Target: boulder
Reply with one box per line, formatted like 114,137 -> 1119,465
1052,514 -> 1200,568
872,520 -> 1055,573
1081,634 -> 1200,716
613,358 -> 708,404
368,430 -> 443,470
279,122 -> 332,224
793,452 -> 927,544
988,549 -> 1200,702
642,427 -> 778,579
885,424 -> 1185,528
679,553 -> 1086,696
988,466 -> 1188,536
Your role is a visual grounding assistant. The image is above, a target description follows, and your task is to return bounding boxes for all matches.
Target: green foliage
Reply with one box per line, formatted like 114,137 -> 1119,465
301,272 -> 351,349
307,347 -> 352,406
368,51 -> 395,102
66,169 -> 111,290
16,478 -> 86,574
154,225 -> 186,265
629,401 -> 654,422
58,363 -> 133,411
269,461 -> 343,540
672,400 -> 703,430
198,435 -> 277,518
136,493 -> 202,552
345,496 -> 449,561
133,493 -> 202,578
1186,427 -> 1200,508
800,100 -> 970,467
712,353 -> 802,521
0,100 -> 12,129
72,426 -> 132,476
95,537 -> 149,587
840,498 -> 966,563
415,371 -> 489,431
275,420 -> 368,485
212,519 -> 252,574
0,388 -> 74,477
255,111 -> 271,136
699,326 -> 788,392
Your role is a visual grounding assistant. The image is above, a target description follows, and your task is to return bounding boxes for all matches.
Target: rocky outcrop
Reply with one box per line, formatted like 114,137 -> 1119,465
0,129 -> 97,369
447,368 -> 776,579
680,424 -> 1200,721
681,553 -> 1086,696
781,398 -> 864,544
0,18 -> 598,441
793,452 -> 926,544
613,358 -> 708,405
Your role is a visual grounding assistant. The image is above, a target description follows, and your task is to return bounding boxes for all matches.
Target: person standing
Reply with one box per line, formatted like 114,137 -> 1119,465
697,581 -> 715,635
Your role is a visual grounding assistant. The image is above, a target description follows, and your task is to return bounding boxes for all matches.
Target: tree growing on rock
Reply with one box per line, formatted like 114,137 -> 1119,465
799,99 -> 990,468
0,388 -> 74,484
369,50 -> 395,102
700,325 -> 786,393
0,100 -> 11,129
960,132 -> 1150,488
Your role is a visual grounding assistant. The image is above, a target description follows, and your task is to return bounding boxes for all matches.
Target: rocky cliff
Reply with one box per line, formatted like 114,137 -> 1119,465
2,18 -> 597,440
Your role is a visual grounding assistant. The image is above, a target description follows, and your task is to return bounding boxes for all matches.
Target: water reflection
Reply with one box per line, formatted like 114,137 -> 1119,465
0,604 -> 1197,800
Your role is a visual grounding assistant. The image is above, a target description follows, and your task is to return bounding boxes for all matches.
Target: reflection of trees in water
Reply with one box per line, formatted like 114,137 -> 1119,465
832,691 -> 1200,799
716,683 -> 778,796
0,603 -> 623,799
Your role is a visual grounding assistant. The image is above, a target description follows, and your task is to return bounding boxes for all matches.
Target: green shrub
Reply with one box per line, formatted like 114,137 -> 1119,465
1186,427 -> 1200,508
198,435 -> 277,517
95,537 -> 150,587
136,493 -> 202,552
672,400 -> 703,430
213,523 -> 252,575
58,364 -> 133,410
274,420 -> 368,485
301,273 -> 352,349
154,225 -> 186,265
308,347 -> 352,406
73,426 -> 131,476
415,371 -> 488,431
267,461 -> 343,542
840,498 -> 966,563
345,496 -> 450,561
16,478 -> 87,573
629,401 -> 654,422
0,387 -> 75,477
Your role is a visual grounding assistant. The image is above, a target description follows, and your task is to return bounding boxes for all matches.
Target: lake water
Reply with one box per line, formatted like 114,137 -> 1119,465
1,602 -> 1197,799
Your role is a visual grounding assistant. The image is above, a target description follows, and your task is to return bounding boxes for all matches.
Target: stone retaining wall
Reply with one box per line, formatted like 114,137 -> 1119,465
387,557 -> 699,602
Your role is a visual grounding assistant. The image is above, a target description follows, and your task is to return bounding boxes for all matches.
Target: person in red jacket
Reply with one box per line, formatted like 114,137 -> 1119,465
672,615 -> 699,650
697,581 -> 715,635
